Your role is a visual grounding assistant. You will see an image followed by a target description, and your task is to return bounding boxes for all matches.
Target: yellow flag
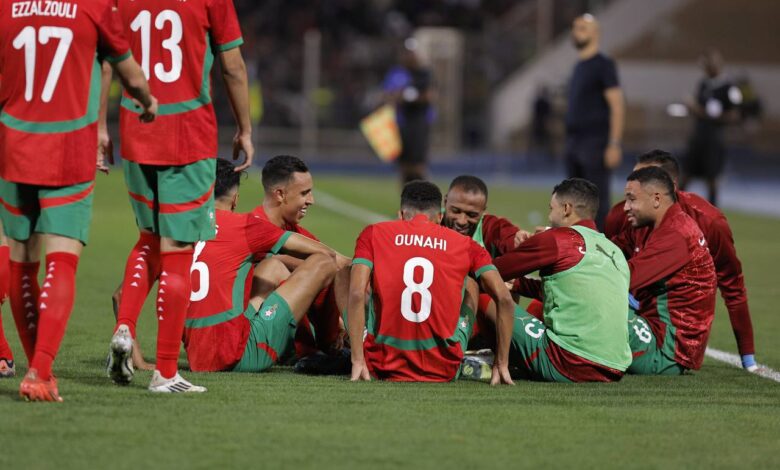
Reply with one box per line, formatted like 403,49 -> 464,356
360,105 -> 402,162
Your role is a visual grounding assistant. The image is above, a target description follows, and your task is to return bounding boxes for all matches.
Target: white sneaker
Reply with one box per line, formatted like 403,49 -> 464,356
148,370 -> 207,393
107,325 -> 134,385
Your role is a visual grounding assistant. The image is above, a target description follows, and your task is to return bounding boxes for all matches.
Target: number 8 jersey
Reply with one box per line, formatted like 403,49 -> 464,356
114,0 -> 242,165
0,0 -> 130,185
353,214 -> 496,382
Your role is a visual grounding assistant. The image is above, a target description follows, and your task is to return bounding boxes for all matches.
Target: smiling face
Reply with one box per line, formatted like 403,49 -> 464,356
623,180 -> 657,228
548,193 -> 568,228
277,171 -> 314,225
443,187 -> 487,237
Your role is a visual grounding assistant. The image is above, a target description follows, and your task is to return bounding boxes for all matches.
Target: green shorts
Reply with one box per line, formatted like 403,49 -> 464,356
0,177 -> 94,245
627,310 -> 686,375
508,305 -> 573,382
123,158 -> 216,243
233,292 -> 297,373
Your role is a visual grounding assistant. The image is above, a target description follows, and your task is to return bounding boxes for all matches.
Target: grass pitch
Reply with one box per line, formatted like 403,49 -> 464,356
1,171 -> 778,469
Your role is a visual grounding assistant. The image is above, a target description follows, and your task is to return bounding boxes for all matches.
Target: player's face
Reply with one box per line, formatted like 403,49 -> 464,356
548,194 -> 566,228
623,180 -> 655,228
571,18 -> 595,49
443,188 -> 486,236
280,172 -> 314,225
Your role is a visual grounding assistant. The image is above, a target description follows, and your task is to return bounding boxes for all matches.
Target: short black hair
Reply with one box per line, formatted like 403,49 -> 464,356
636,149 -> 680,182
215,158 -> 242,199
552,178 -> 600,219
627,166 -> 678,202
448,175 -> 488,200
401,180 -> 442,214
262,155 -> 309,192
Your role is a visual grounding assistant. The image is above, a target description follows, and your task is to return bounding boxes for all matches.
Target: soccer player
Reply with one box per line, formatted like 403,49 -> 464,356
252,155 -> 350,360
442,175 -> 530,259
617,167 -> 717,375
184,159 -> 340,373
348,180 -> 515,384
605,150 -> 757,370
491,179 -> 632,382
1,0 -> 156,401
108,0 -> 253,392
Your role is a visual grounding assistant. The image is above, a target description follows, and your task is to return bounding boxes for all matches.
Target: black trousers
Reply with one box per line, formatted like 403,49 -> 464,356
565,134 -> 611,230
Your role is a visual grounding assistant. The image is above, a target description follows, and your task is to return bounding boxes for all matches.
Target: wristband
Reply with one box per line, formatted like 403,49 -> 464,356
628,294 -> 640,311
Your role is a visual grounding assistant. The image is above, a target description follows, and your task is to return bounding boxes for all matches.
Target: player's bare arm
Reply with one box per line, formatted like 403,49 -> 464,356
278,232 -> 338,262
479,270 -> 515,386
111,56 -> 158,123
604,86 -> 624,169
347,264 -> 371,381
219,48 -> 254,172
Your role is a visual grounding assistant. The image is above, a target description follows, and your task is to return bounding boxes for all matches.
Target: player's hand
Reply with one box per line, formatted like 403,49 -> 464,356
232,132 -> 254,172
741,354 -> 758,372
534,226 -> 549,235
513,230 -> 532,248
350,360 -> 371,382
604,144 -> 622,170
97,130 -> 114,174
335,254 -> 352,270
490,363 -> 514,386
133,95 -> 158,123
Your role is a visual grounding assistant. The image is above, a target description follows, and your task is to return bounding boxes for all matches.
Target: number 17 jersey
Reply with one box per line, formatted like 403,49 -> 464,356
115,0 -> 243,165
353,214 -> 496,382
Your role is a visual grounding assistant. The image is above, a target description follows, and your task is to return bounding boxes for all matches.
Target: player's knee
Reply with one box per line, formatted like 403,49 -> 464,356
307,253 -> 338,280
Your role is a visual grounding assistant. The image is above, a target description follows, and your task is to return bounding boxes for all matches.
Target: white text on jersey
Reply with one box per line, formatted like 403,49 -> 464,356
394,234 -> 447,251
12,1 -> 77,19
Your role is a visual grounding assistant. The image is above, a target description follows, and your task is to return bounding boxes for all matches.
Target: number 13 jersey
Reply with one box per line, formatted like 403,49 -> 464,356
353,214 -> 496,382
115,0 -> 242,165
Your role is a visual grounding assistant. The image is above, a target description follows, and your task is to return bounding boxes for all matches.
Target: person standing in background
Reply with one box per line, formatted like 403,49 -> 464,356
383,38 -> 436,184
565,14 -> 625,230
680,49 -> 742,207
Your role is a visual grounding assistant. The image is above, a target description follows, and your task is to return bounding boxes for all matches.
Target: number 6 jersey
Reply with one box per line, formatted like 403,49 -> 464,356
0,0 -> 130,185
353,214 -> 496,382
114,0 -> 242,165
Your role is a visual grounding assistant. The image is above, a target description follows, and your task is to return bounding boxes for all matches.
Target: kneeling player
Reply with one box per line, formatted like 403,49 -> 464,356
183,160 -> 339,373
348,181 -> 515,384
492,179 -> 632,382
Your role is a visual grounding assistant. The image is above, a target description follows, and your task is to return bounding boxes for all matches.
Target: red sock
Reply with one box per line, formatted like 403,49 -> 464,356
9,260 -> 40,362
30,252 -> 79,380
0,246 -> 13,361
156,250 -> 193,379
116,232 -> 161,338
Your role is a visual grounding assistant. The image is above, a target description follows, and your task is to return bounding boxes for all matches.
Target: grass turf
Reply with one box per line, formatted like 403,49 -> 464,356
1,171 -> 778,469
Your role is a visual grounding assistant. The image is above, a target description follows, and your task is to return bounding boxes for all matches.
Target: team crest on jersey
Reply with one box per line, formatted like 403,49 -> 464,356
262,304 -> 278,320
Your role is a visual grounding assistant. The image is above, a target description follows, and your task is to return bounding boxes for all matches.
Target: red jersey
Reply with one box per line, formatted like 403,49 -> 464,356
0,0 -> 130,185
607,191 -> 754,355
183,209 -> 289,372
353,214 -> 495,382
115,0 -> 242,165
476,214 -> 520,259
251,205 -> 319,241
613,204 -> 717,370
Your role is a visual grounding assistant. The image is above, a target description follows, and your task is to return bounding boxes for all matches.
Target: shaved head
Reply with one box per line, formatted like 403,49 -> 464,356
572,14 -> 600,50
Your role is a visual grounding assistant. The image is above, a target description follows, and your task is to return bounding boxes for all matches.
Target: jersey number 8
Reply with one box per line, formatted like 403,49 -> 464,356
401,257 -> 434,323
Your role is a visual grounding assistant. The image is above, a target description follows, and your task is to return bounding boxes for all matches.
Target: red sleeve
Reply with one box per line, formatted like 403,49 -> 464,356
610,225 -> 640,260
493,230 -> 560,281
96,1 -> 131,62
353,225 -> 374,267
468,239 -> 495,278
707,217 -> 754,354
512,277 -> 543,301
604,201 -> 626,239
207,0 -> 244,51
483,215 -> 520,257
628,230 -> 690,291
245,215 -> 288,257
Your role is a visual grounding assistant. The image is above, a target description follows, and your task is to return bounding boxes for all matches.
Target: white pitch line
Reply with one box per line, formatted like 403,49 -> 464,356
316,189 -> 779,383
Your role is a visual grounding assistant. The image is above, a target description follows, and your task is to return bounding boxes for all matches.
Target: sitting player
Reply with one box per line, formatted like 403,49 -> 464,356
617,167 -> 717,375
347,180 -> 515,384
491,178 -> 632,382
184,159 -> 340,373
252,155 -> 350,364
605,149 -> 757,370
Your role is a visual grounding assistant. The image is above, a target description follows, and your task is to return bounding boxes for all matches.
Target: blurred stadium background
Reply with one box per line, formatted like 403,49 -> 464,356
103,0 -> 779,215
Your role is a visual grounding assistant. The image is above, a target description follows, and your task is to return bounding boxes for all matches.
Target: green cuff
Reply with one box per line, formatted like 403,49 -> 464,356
216,38 -> 244,52
474,264 -> 497,279
270,231 -> 293,254
352,257 -> 373,270
105,50 -> 132,64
